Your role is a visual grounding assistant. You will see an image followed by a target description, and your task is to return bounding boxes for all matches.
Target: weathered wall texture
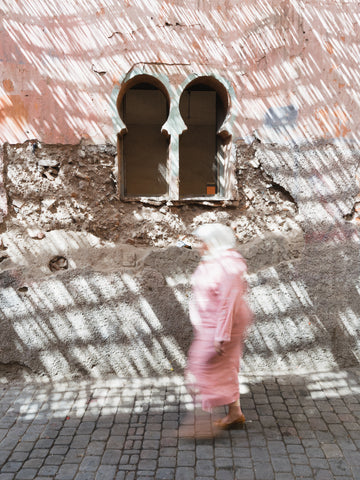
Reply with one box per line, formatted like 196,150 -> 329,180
1,0 -> 360,378
0,1 -> 358,145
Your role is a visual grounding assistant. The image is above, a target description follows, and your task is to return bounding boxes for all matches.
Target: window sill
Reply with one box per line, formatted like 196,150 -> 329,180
121,196 -> 239,207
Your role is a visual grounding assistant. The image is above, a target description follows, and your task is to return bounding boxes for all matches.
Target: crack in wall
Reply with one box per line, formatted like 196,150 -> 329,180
107,22 -> 201,39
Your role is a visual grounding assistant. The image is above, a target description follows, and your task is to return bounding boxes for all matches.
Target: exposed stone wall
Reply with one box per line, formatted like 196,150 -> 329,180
2,141 -> 301,247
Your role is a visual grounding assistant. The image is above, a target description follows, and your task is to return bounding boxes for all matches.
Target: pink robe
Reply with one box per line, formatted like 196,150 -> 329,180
186,249 -> 252,411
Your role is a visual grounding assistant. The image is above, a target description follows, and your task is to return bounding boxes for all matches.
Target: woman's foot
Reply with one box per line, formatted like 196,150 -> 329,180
214,406 -> 245,429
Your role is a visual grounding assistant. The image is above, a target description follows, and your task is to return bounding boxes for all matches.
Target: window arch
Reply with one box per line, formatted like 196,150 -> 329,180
117,76 -> 170,197
179,77 -> 229,198
115,73 -> 235,202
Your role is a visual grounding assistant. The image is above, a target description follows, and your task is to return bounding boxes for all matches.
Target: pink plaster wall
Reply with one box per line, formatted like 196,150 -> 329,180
0,0 -> 358,145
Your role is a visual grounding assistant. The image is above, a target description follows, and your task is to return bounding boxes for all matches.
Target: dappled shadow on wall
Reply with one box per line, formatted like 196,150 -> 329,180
0,239 -> 199,379
243,239 -> 360,374
242,144 -> 360,373
0,1 -> 358,145
1,224 -> 360,381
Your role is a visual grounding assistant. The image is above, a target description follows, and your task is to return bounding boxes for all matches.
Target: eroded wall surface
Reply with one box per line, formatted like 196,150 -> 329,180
1,0 -> 360,378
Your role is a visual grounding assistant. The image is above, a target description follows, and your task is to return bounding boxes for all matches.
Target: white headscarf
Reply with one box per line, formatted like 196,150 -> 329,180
193,223 -> 236,258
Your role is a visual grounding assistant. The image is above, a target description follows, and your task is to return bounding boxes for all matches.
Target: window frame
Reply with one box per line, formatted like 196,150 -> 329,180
111,70 -> 238,204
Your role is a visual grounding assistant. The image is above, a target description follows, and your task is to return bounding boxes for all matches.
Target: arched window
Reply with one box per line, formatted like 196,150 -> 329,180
119,80 -> 169,197
179,78 -> 228,198
115,73 -> 235,202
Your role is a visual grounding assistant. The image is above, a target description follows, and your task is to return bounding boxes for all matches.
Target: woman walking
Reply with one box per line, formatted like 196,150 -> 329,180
183,223 -> 253,436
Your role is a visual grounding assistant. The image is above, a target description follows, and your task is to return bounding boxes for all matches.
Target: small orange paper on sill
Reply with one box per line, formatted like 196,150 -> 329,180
206,185 -> 216,195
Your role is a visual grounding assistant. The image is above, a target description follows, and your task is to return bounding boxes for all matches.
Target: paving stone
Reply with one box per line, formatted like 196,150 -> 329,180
158,456 -> 176,468
215,457 -> 233,468
250,447 -> 271,462
12,443 -> 35,454
42,454 -> 63,466
196,445 -> 213,459
71,435 -> 90,448
274,474 -> 295,480
75,473 -> 96,480
314,470 -> 334,480
196,460 -> 215,476
310,457 -> 330,470
214,447 -> 232,458
287,444 -> 305,454
86,441 -> 106,455
106,435 -> 125,449
253,462 -> 275,480
22,459 -> 43,469
137,459 -> 157,470
178,438 -> 195,450
305,446 -> 324,458
321,443 -> 343,458
160,437 -> 177,447
63,449 -> 85,464
0,438 -> 19,450
155,468 -> 175,479
8,452 -> 28,463
95,465 -> 117,480
37,465 -> 59,476
233,456 -> 252,469
50,446 -> 68,455
159,447 -> 177,457
248,436 -> 267,447
55,463 -> 80,479
289,453 -> 309,464
137,471 -> 157,477
14,470 -> 38,480
329,424 -> 348,437
1,463 -> 22,474
216,469 -> 236,480
271,456 -> 292,472
234,469 -> 255,480
292,464 -> 312,477
328,458 -> 353,476
268,441 -> 287,456
117,464 -> 136,471
124,472 -> 135,480
175,466 -> 195,480
143,440 -> 160,449
79,456 -> 101,472
141,427 -> 158,439
91,429 -> 110,441
54,436 -> 73,446
316,431 -> 335,443
77,422 -> 96,435
101,449 -> 121,465
34,439 -> 54,449
177,450 -> 195,466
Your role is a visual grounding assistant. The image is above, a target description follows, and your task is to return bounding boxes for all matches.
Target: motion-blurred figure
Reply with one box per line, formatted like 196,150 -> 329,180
183,223 -> 253,436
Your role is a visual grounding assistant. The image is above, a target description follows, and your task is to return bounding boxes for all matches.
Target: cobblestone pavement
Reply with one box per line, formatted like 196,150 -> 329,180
1,368 -> 360,480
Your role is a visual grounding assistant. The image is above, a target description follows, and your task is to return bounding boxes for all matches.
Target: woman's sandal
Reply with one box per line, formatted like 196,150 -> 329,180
213,413 -> 246,429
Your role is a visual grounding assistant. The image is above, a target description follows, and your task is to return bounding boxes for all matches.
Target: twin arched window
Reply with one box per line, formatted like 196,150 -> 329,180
117,75 -> 232,201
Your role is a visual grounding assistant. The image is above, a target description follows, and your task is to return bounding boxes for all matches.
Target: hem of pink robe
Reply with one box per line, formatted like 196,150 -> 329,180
200,392 -> 240,412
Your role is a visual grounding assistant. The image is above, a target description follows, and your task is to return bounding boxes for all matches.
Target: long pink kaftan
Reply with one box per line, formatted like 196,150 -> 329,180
186,249 -> 252,411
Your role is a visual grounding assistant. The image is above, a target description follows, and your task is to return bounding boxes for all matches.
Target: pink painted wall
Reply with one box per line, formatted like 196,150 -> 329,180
0,0 -> 358,145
